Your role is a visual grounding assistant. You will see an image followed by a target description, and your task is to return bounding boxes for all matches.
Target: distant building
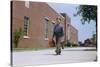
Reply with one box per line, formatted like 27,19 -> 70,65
11,1 -> 78,48
84,38 -> 96,47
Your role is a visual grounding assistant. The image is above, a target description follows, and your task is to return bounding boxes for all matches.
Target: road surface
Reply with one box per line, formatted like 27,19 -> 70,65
12,47 -> 97,66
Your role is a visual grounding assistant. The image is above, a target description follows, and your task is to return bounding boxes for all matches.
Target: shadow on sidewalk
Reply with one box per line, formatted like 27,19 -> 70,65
44,53 -> 58,56
62,49 -> 96,51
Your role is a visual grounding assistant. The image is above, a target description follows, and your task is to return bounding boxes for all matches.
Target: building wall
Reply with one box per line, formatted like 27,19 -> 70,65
12,1 -> 78,48
70,25 -> 78,44
65,14 -> 71,42
12,1 -> 64,48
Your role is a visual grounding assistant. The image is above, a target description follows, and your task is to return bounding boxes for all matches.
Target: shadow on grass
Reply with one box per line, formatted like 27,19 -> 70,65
12,48 -> 46,52
62,48 -> 97,51
12,47 -> 56,52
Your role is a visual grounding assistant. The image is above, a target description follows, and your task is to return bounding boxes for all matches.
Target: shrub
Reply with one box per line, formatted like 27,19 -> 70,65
13,28 -> 22,48
72,43 -> 78,47
65,41 -> 72,47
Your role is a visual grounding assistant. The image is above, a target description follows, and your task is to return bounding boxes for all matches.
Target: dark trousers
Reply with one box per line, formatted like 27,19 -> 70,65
55,36 -> 62,54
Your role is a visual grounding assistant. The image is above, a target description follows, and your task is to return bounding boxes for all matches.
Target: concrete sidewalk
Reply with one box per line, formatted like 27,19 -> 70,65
12,47 -> 97,66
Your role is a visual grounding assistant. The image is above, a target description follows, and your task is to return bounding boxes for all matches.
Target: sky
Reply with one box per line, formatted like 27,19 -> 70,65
47,2 -> 96,43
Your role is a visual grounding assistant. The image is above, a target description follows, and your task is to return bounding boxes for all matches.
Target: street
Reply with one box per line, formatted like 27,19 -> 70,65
12,47 -> 97,66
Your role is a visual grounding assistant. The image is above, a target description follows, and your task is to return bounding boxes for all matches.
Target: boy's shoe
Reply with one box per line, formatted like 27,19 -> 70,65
55,50 -> 61,55
58,50 -> 61,55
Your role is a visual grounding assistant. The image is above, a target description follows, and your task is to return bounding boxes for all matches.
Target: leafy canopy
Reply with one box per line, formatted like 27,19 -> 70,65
74,5 -> 97,24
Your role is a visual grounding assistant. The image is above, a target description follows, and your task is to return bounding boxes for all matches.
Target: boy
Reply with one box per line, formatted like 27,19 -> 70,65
52,17 -> 64,55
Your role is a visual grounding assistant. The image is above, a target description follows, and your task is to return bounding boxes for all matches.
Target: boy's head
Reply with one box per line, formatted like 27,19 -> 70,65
56,17 -> 61,24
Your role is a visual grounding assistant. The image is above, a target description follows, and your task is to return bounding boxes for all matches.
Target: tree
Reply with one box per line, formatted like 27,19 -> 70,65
74,5 -> 97,24
92,31 -> 96,40
13,28 -> 22,48
92,32 -> 96,46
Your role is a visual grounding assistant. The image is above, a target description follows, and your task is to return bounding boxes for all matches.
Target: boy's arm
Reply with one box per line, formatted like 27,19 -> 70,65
61,26 -> 64,36
52,28 -> 55,38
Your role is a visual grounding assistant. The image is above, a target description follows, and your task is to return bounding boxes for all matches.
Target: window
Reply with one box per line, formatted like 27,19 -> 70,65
24,16 -> 29,37
51,20 -> 55,34
43,17 -> 49,40
25,1 -> 29,8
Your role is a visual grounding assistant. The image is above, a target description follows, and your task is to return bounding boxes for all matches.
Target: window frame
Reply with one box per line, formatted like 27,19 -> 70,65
43,17 -> 49,40
23,16 -> 29,38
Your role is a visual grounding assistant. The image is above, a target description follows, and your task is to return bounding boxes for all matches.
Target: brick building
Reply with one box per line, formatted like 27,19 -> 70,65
11,1 -> 78,48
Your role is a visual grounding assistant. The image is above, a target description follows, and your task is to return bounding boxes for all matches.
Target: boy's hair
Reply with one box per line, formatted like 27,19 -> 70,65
56,17 -> 61,21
